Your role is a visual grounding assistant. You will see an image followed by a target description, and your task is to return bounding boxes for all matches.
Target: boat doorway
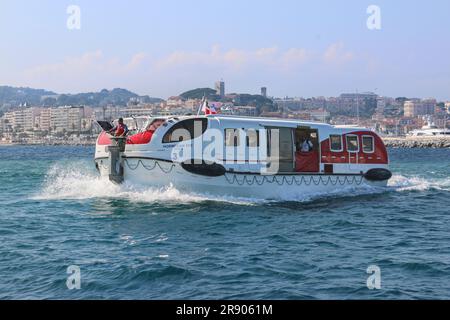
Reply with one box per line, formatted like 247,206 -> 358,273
266,127 -> 295,173
294,127 -> 320,173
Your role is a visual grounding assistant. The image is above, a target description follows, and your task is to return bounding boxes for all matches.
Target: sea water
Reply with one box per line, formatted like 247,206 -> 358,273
0,146 -> 449,299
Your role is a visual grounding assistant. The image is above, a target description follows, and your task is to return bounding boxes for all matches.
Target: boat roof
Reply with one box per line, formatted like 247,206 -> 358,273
205,114 -> 335,129
118,114 -> 371,133
204,115 -> 372,132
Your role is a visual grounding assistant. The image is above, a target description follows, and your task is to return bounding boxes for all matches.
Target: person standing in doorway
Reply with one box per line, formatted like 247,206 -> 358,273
301,136 -> 314,152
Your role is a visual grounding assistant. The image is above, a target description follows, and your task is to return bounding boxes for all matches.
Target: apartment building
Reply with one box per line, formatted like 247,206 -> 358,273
50,106 -> 85,132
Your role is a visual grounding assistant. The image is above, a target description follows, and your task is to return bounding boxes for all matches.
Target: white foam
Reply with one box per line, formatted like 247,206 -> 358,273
33,163 -> 264,205
33,163 -> 449,205
33,163 -> 117,200
389,174 -> 450,192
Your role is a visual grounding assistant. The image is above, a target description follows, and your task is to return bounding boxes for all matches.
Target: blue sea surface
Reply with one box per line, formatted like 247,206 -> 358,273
0,146 -> 449,299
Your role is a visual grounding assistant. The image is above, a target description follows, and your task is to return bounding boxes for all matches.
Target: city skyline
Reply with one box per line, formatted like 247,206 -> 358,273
1,0 -> 450,100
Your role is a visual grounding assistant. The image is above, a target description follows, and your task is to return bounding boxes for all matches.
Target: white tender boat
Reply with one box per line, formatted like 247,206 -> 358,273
95,115 -> 392,199
408,121 -> 450,137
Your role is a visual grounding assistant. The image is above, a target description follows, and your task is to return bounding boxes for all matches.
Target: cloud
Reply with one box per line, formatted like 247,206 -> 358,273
125,52 -> 147,71
25,50 -> 147,78
280,48 -> 310,69
323,42 -> 354,65
24,43 -> 351,78
154,45 -> 312,72
18,42 -> 358,97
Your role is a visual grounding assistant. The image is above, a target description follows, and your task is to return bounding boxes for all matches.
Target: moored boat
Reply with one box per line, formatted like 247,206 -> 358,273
95,115 -> 392,199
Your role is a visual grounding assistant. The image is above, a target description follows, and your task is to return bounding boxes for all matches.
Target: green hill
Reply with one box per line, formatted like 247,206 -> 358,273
0,86 -> 163,111
180,88 -> 219,100
0,86 -> 57,106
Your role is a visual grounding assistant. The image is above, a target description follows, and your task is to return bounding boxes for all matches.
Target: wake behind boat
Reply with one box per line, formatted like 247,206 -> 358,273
94,114 -> 392,199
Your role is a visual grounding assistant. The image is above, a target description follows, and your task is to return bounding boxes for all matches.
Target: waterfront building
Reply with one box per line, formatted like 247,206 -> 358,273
421,98 -> 437,115
404,99 -> 436,117
404,100 -> 416,117
307,109 -> 331,122
376,97 -> 387,115
339,92 -> 378,100
94,106 -> 121,121
2,107 -> 40,132
215,81 -> 225,97
157,105 -> 194,116
261,87 -> 267,98
120,105 -> 156,118
3,112 -> 15,131
234,106 -> 257,116
50,106 -> 85,132
273,98 -> 304,110
167,96 -> 185,107
185,99 -> 202,111
34,108 -> 50,131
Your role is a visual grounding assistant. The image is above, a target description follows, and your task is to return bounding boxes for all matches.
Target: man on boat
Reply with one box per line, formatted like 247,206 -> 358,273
109,118 -> 129,137
300,136 -> 314,152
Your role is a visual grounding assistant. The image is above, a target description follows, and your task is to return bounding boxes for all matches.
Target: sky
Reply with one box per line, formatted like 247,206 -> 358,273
0,0 -> 449,100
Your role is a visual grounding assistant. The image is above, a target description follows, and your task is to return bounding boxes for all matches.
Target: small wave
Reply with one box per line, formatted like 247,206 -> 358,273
32,163 -> 265,205
388,174 -> 450,192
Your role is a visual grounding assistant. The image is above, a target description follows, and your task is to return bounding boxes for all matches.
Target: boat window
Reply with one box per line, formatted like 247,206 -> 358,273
135,117 -> 149,131
246,129 -> 259,148
346,135 -> 359,152
162,118 -> 208,143
225,129 -> 240,147
330,135 -> 343,152
362,135 -> 375,153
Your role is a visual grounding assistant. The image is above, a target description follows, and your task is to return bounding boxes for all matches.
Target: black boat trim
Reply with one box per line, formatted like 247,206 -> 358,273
181,161 -> 226,177
364,168 -> 393,181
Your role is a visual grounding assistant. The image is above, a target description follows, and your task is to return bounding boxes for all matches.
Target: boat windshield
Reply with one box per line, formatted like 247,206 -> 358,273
114,117 -> 151,135
134,117 -> 150,132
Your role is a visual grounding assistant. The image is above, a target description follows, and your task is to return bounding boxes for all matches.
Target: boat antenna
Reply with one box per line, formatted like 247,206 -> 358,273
197,95 -> 207,116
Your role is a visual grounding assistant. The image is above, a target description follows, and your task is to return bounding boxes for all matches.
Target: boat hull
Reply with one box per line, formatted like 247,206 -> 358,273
95,157 -> 388,199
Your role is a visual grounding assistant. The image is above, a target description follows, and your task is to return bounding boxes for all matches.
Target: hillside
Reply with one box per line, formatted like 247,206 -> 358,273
0,86 -> 57,106
180,88 -> 219,100
180,87 -> 276,114
0,86 -> 163,111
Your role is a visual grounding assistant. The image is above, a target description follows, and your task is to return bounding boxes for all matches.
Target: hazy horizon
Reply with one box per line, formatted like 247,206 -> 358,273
1,0 -> 449,100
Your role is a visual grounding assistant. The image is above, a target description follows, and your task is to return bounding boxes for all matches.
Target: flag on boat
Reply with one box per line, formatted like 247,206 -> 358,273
201,99 -> 217,115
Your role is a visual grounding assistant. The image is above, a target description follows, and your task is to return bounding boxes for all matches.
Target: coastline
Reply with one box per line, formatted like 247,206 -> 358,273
0,142 -> 95,147
2,137 -> 450,148
383,137 -> 450,148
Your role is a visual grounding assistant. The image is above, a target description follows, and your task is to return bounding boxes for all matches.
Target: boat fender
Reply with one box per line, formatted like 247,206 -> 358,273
181,161 -> 226,177
364,168 -> 392,181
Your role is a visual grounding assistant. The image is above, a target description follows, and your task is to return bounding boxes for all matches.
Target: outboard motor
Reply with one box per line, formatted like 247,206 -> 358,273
107,137 -> 126,184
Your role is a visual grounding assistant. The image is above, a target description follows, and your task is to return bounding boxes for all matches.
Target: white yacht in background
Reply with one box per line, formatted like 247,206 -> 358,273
408,119 -> 450,137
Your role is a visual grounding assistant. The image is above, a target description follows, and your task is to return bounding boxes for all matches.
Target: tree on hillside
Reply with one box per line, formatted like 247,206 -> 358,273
180,88 -> 218,100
